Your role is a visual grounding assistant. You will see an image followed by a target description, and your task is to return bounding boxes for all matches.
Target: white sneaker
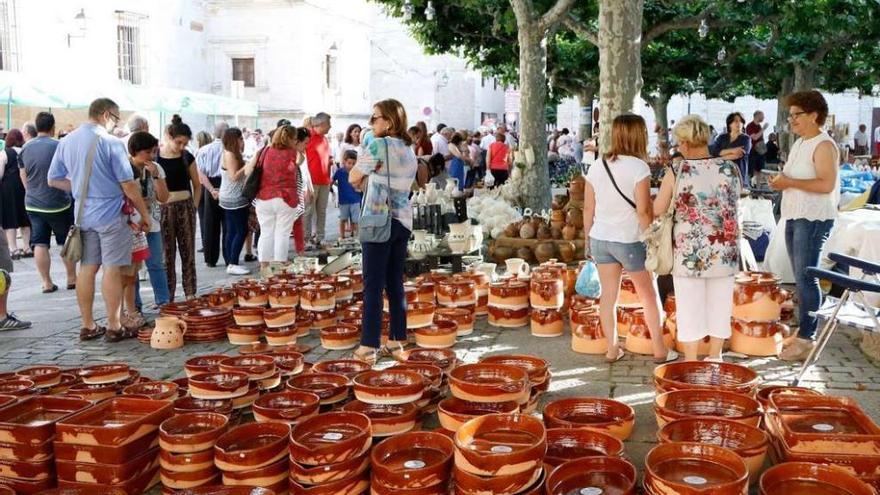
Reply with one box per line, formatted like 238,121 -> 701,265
226,264 -> 251,276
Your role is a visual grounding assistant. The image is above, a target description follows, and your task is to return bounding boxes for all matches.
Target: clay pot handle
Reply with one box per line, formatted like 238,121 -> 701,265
278,408 -> 304,419
178,320 -> 188,335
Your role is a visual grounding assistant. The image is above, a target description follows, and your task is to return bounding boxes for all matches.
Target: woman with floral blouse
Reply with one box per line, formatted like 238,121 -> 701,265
654,114 -> 741,362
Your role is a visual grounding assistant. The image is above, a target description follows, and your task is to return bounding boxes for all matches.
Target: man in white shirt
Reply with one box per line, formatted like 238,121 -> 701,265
853,124 -> 869,156
430,123 -> 448,155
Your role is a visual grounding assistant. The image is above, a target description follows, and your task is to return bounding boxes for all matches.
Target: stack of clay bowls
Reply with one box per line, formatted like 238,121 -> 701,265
730,271 -> 793,357
570,300 -> 606,354
544,427 -> 625,469
453,413 -> 546,495
621,306 -> 674,355
219,355 -> 280,403
390,362 -> 445,414
253,391 -> 320,426
487,280 -> 530,328
654,389 -> 762,428
61,363 -> 133,401
0,395 -> 91,493
214,422 -> 290,492
546,457 -> 637,495
448,363 -> 529,410
184,308 -> 235,343
345,369 -> 426,438
413,320 -> 458,349
764,393 -> 880,490
187,370 -> 255,419
340,268 -> 364,300
371,431 -> 455,495
530,263 -> 565,338
436,277 -> 477,331
543,397 -> 636,441
319,323 -> 360,351
434,307 -> 474,337
408,301 -> 437,331
653,361 -> 760,396
759,462 -> 876,494
158,412 -> 229,491
53,397 -> 172,493
288,411 -> 372,493
644,442 -> 748,495
479,355 -> 549,413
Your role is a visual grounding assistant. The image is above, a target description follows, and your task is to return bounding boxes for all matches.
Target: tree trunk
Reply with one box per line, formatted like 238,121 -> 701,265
597,0 -> 644,153
793,64 -> 815,91
647,91 -> 670,148
578,87 -> 596,139
776,76 -> 794,156
516,26 -> 552,211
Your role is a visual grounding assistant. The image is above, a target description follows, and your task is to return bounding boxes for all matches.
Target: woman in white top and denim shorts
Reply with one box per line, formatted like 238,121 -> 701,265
583,114 -> 677,364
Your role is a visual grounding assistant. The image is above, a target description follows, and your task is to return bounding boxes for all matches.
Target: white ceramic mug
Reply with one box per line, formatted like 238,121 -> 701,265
505,258 -> 530,278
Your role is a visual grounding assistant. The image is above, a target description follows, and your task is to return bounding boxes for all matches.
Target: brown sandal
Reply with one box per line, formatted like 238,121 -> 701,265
351,346 -> 379,366
79,325 -> 106,341
105,327 -> 137,343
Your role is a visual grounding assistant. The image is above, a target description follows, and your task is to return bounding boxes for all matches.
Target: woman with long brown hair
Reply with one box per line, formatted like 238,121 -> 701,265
219,127 -> 250,276
583,114 -> 677,364
349,99 -> 418,364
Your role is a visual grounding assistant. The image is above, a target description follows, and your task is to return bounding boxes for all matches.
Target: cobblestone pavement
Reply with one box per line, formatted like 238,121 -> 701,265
2,222 -> 880,487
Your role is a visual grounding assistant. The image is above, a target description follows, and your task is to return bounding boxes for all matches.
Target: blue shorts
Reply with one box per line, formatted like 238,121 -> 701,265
589,238 -> 647,272
27,207 -> 74,247
340,203 -> 360,223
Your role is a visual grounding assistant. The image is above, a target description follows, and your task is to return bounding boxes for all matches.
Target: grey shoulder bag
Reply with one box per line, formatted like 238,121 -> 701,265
358,138 -> 393,243
61,135 -> 100,263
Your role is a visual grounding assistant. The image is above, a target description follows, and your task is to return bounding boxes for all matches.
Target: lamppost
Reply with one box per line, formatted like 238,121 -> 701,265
67,8 -> 86,47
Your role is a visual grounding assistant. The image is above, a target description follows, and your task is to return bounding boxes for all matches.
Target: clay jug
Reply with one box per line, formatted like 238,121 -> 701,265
152,316 -> 187,350
535,242 -> 556,263
558,241 -> 576,263
562,225 -> 578,240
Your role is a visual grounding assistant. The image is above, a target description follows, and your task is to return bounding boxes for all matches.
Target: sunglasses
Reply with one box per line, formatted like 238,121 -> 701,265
370,114 -> 386,124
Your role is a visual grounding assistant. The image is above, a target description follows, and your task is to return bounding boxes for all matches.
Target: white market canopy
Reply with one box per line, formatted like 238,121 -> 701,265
0,71 -> 258,116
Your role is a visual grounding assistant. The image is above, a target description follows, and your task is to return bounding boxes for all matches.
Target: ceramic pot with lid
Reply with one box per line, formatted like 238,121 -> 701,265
300,284 -> 336,311
436,280 -> 477,308
730,318 -> 791,357
236,283 -> 269,307
531,308 -> 563,337
617,274 -> 640,307
408,301 -> 436,329
733,271 -> 790,322
267,283 -> 299,308
622,307 -> 674,355
488,280 -> 530,309
488,306 -> 530,328
529,275 -> 564,310
571,312 -> 607,355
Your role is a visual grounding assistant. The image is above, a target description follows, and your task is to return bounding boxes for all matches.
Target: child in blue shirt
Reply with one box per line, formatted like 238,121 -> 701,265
332,150 -> 362,238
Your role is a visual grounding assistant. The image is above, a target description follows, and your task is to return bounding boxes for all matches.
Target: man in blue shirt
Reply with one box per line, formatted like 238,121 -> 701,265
47,98 -> 150,342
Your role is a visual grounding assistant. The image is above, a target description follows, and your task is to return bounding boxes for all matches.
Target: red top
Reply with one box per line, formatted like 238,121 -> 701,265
257,147 -> 300,208
745,122 -> 762,144
306,133 -> 331,185
416,138 -> 433,157
489,142 -> 509,170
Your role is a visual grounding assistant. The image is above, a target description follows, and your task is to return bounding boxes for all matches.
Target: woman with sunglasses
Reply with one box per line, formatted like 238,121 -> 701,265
349,99 -> 419,364
770,90 -> 839,362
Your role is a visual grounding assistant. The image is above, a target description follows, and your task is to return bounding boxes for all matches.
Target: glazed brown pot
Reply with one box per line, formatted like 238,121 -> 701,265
227,324 -> 265,345
54,446 -> 157,485
188,372 -> 251,400
172,397 -> 234,417
371,431 -> 454,489
214,421 -> 290,472
765,394 -> 880,456
454,413 -> 546,477
414,321 -> 458,349
437,397 -> 519,433
544,428 -> 625,467
301,284 -> 337,311
453,464 -> 542,495
487,306 -> 530,328
159,412 -> 229,454
185,354 -> 228,378
206,288 -> 237,309
319,324 -> 360,350
288,411 -> 372,466
15,366 -> 61,389
487,280 -> 530,309
290,450 -> 369,485
220,456 -> 288,487
268,283 -> 299,308
289,470 -> 370,494
64,382 -> 116,401
545,456 -> 637,495
285,373 -> 350,406
730,319 -> 791,357
407,301 -> 437,329
233,307 -> 265,327
352,370 -> 426,405
644,442 -> 748,495
479,354 -> 549,390
436,280 -> 477,307
434,307 -> 474,336
264,326 -> 298,346
78,363 -> 130,384
543,398 -> 635,441
571,313 -> 607,355
236,283 -> 269,307
252,391 -> 321,426
758,461 -> 876,495
531,307 -> 564,337
449,364 -> 529,404
658,417 -> 768,483
534,242 -> 556,264
342,400 -> 419,437
263,307 -> 297,329
391,363 -> 443,390
654,389 -> 762,427
733,271 -> 789,322
219,355 -> 277,381
530,275 -> 564,309
159,447 -> 216,473
653,361 -> 760,396
121,380 -> 179,400
55,397 -> 172,447
168,487 -> 276,495
312,359 -> 371,379
397,348 -> 457,373
0,396 -> 91,447
754,385 -> 821,410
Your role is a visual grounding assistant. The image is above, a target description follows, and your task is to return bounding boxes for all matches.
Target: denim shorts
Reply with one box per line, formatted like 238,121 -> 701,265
339,203 -> 360,223
27,207 -> 74,247
589,238 -> 647,272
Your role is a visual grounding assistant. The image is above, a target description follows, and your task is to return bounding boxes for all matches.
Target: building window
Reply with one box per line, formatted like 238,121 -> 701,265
0,0 -> 20,72
116,11 -> 147,84
325,54 -> 337,89
232,58 -> 255,88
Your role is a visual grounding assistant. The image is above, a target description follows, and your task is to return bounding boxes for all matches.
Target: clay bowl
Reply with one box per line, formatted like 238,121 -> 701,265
759,461 -> 876,495
268,283 -> 299,308
644,442 -> 748,495
391,363 -> 443,390
764,394 -> 880,455
159,464 -> 218,489
290,450 -> 370,485
227,324 -> 265,345
219,355 -> 277,381
0,438 -> 54,462
264,326 -> 298,346
172,397 -> 234,417
231,381 -> 261,410
370,478 -> 450,495
77,363 -> 130,384
407,302 -> 437,329
159,447 -> 216,473
54,446 -> 157,485
437,397 -> 519,433
545,457 -> 636,495
755,385 -> 822,410
654,361 -> 760,396
312,359 -> 371,380
658,418 -> 768,482
448,364 -> 529,404
434,307 -> 474,336
320,324 -> 360,351
158,412 -> 229,455
253,391 -> 321,425
295,313 -> 314,337
286,373 -> 350,405
453,464 -> 542,495
232,307 -> 265,327
15,366 -> 61,389
479,354 -> 549,389
172,487 -> 276,495
454,413 -> 546,477
289,411 -> 372,466
0,396 -> 91,446
271,351 -> 305,376
55,397 -> 172,447
64,382 -> 117,401
371,431 -> 454,490
214,421 -> 290,472
220,456 -> 288,488
397,348 -> 458,374
654,389 -> 762,427
46,373 -> 80,395
188,372 -> 251,400
236,283 -> 269,307
263,307 -> 296,328
413,321 -> 458,349
0,379 -> 36,397
300,283 -> 337,311
185,355 -> 229,378
342,400 -> 419,437
543,398 -> 635,441
122,381 -> 179,401
352,370 -> 426,405
288,470 -> 370,495
544,427 -> 625,468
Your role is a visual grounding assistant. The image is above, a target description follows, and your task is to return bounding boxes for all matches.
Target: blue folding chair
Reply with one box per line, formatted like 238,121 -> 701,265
794,253 -> 880,385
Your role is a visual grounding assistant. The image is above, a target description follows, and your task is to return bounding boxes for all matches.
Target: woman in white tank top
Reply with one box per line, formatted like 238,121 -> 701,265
770,90 -> 839,362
